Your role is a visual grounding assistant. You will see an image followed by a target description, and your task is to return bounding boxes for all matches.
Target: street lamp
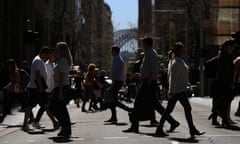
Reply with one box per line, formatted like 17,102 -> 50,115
199,0 -> 209,97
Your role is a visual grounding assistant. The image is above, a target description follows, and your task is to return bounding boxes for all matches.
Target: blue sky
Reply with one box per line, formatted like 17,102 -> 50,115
104,0 -> 138,31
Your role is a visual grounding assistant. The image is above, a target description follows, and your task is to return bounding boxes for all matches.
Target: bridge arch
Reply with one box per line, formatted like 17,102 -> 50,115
113,28 -> 138,61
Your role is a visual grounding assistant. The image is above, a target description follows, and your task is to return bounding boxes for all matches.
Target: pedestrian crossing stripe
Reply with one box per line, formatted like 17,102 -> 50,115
104,136 -> 128,139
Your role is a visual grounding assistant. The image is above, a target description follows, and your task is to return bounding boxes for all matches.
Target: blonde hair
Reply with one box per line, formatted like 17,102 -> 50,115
87,63 -> 96,71
56,42 -> 73,66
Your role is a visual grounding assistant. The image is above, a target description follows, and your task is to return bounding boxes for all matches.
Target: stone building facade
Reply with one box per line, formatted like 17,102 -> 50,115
0,0 -> 113,71
139,0 -> 240,57
0,0 -> 77,64
80,0 -> 113,70
205,0 -> 240,54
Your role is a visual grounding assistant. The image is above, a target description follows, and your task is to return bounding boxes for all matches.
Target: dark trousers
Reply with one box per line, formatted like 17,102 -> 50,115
109,81 -> 130,120
154,101 -> 178,125
212,81 -> 235,124
82,89 -> 96,111
48,86 -> 71,132
35,92 -> 51,123
35,106 -> 45,122
210,97 -> 218,121
158,92 -> 195,132
129,80 -> 157,129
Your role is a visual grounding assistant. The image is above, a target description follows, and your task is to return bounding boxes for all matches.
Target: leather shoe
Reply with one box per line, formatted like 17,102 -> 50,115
190,129 -> 205,138
122,127 -> 139,133
167,122 -> 180,132
58,129 -> 71,138
212,120 -> 220,126
155,127 -> 169,137
104,118 -> 117,123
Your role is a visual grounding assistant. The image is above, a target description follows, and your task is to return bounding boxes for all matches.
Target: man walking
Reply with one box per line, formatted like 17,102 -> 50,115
123,37 -> 179,133
22,47 -> 55,131
104,45 -> 131,124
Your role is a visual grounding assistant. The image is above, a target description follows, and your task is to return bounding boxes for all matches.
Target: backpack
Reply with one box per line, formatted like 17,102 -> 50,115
205,56 -> 218,79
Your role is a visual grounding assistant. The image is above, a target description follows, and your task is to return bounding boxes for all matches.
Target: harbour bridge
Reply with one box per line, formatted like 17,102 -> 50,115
113,28 -> 138,61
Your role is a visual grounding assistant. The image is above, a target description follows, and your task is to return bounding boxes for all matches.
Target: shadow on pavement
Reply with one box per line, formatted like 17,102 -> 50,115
140,124 -> 158,128
215,125 -> 240,131
27,129 -> 45,134
169,137 -> 199,143
139,132 -> 201,143
49,136 -> 73,143
42,128 -> 58,132
115,122 -> 128,126
104,122 -> 128,126
0,124 -> 22,128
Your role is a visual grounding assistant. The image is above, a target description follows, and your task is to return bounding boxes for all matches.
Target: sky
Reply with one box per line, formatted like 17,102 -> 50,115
104,0 -> 138,31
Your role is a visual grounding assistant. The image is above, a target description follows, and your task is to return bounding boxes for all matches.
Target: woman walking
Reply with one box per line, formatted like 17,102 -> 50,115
214,40 -> 235,127
48,42 -> 73,138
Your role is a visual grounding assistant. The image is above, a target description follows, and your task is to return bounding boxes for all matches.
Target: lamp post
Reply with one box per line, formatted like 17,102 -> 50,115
199,0 -> 209,97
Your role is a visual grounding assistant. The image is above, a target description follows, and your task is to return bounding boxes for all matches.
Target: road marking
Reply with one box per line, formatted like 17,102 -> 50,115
104,136 -> 128,140
72,137 -> 85,141
171,141 -> 179,144
27,140 -> 37,143
141,135 -> 152,138
205,134 -> 240,137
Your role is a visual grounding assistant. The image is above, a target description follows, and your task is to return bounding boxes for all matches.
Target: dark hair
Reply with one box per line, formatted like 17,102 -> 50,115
231,31 -> 240,39
173,42 -> 184,55
220,39 -> 234,55
142,37 -> 153,47
7,59 -> 17,72
112,45 -> 120,54
168,50 -> 174,60
40,46 -> 51,54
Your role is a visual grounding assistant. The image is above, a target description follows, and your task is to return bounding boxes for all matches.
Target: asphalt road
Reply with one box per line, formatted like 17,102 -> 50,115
0,96 -> 240,144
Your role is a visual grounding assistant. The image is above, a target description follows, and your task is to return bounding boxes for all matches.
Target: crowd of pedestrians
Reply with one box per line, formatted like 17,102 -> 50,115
206,31 -> 240,128
0,32 -> 240,140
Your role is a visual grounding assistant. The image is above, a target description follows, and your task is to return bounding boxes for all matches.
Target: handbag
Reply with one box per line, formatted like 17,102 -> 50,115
13,83 -> 21,94
5,82 -> 22,94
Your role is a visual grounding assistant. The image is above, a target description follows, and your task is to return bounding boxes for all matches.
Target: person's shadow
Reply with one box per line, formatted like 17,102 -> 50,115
0,124 -> 22,128
168,137 -> 199,143
215,124 -> 240,131
49,136 -> 73,143
104,122 -> 128,126
140,132 -> 201,143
